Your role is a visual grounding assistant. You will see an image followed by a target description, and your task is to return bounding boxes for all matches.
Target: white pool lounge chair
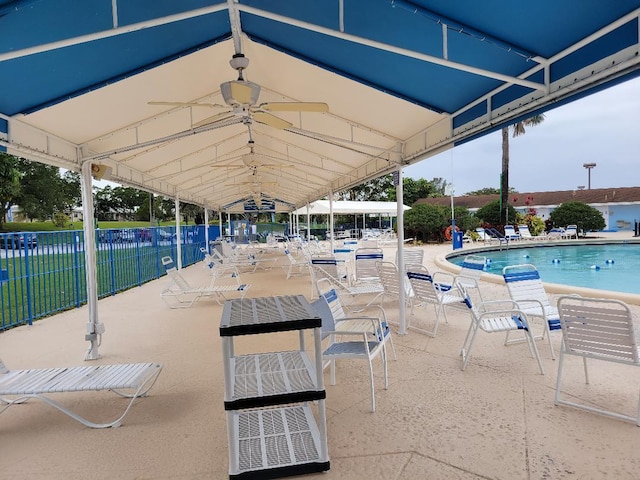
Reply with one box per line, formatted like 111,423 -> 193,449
504,225 -> 521,241
0,359 -> 163,428
517,225 -> 548,241
555,295 -> 640,425
161,256 -> 250,308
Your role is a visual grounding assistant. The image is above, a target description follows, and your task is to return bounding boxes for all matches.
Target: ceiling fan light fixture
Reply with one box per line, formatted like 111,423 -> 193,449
229,53 -> 250,71
220,80 -> 260,106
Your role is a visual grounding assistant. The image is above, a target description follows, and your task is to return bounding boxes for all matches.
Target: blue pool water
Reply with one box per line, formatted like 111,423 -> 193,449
448,242 -> 640,295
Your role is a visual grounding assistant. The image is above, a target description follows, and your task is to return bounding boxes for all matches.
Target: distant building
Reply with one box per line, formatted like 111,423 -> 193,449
414,186 -> 640,231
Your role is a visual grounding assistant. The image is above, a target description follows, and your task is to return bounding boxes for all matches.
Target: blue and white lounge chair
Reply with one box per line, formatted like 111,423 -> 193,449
458,290 -> 544,374
406,266 -> 468,337
502,264 -> 562,359
311,288 -> 390,412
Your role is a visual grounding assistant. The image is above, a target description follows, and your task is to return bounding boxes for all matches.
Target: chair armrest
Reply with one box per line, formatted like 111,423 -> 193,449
476,299 -> 519,313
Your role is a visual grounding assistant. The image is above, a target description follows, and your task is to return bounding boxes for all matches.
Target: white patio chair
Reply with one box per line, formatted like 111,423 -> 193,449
406,266 -> 468,337
458,288 -> 545,374
375,260 -> 413,310
353,247 -> 384,285
502,264 -> 562,359
199,247 -> 242,278
395,247 -> 424,271
282,248 -> 310,279
555,295 -> 640,425
311,291 -> 389,412
160,256 -> 250,308
316,279 -> 396,360
565,224 -> 578,239
455,254 -> 486,303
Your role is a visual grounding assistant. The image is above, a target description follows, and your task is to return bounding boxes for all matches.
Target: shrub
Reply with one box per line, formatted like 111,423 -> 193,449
549,201 -> 605,232
52,212 -> 70,228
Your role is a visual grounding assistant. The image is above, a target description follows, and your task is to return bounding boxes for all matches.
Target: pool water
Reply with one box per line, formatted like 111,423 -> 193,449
449,242 -> 640,295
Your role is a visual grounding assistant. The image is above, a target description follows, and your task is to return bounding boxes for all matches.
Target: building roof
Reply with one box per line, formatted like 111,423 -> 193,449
415,186 -> 640,209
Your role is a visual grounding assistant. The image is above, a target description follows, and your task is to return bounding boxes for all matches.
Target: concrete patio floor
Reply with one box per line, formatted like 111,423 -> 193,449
1,238 -> 639,480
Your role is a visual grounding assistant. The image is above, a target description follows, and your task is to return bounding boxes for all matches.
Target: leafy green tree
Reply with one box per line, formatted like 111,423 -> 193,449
339,174 -> 394,201
404,204 -> 476,242
466,187 -> 500,196
0,152 -> 21,230
397,177 -> 441,205
475,200 -> 517,227
500,114 -> 545,224
404,203 -> 449,242
15,159 -> 71,221
549,201 -> 605,233
61,170 -> 81,213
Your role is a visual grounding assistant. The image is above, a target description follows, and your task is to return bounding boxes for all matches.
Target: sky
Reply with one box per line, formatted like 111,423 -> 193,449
403,75 -> 640,196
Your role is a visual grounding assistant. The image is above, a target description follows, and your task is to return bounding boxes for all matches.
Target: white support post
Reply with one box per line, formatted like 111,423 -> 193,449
175,196 -> 182,269
396,167 -> 407,335
80,160 -> 104,360
306,204 -> 311,241
329,191 -> 335,252
204,207 -> 209,252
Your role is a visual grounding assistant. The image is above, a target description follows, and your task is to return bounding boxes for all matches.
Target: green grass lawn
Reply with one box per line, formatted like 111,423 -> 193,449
1,220 -> 196,233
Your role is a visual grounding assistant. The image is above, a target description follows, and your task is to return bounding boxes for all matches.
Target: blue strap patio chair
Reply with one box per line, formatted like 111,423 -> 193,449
502,264 -> 562,360
458,289 -> 544,374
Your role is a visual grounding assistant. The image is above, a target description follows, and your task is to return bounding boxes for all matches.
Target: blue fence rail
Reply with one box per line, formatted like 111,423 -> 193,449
0,225 -> 220,331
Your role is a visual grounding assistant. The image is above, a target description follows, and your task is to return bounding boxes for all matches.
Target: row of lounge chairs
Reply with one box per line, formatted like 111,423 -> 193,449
476,224 -> 579,243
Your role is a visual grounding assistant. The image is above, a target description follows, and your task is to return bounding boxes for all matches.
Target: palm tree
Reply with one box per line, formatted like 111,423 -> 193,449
500,114 -> 545,224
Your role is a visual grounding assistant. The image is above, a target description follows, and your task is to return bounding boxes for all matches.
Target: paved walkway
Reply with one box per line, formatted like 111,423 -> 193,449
1,238 -> 639,479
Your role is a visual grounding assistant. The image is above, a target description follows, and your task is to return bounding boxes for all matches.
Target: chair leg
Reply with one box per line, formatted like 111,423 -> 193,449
582,357 -> 590,384
330,359 -> 337,386
460,320 -> 479,370
554,347 -> 566,406
523,328 -> 545,375
367,357 -> 376,412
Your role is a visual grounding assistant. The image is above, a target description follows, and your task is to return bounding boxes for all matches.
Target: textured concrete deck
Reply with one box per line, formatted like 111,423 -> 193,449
1,237 -> 639,480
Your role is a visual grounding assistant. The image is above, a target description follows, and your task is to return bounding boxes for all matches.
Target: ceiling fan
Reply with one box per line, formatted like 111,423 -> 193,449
211,139 -> 294,172
149,53 -> 328,130
224,176 -> 278,187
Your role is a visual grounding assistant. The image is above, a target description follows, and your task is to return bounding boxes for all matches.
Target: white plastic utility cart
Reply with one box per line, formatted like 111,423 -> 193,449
220,295 -> 330,480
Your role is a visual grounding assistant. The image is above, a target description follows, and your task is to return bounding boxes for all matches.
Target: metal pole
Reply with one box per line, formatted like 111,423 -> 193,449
396,168 -> 407,335
80,160 -> 103,360
175,196 -> 182,269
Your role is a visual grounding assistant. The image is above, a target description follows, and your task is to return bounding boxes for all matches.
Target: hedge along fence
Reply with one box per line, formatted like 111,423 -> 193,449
0,226 -> 212,331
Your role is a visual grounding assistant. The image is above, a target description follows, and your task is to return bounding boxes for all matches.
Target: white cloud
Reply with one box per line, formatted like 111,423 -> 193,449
404,76 -> 640,195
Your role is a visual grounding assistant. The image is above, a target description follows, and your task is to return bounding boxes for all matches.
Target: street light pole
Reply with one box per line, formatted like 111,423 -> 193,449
583,163 -> 596,189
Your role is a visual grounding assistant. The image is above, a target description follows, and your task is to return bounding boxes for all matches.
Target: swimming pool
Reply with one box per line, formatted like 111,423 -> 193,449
447,241 -> 640,295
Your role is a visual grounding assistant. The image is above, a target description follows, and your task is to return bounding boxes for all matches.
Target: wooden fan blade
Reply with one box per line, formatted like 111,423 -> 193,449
260,102 -> 329,112
253,111 -> 292,130
193,111 -> 234,128
259,164 -> 295,169
148,101 -> 226,108
226,181 -> 278,186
